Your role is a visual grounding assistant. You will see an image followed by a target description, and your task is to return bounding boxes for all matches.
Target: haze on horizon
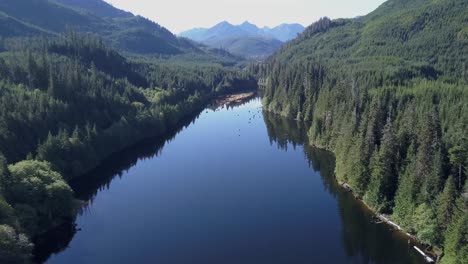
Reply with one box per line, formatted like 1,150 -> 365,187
104,0 -> 387,33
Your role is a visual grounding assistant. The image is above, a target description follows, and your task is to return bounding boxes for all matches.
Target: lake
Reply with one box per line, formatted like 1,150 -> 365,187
35,98 -> 424,264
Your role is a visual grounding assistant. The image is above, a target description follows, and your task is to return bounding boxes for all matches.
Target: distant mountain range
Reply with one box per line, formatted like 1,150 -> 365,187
179,21 -> 305,57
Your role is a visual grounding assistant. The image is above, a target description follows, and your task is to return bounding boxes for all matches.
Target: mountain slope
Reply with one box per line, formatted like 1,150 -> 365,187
271,0 -> 467,78
55,0 -> 133,18
0,0 -> 100,33
0,11 -> 52,38
0,0 -> 200,55
258,0 -> 467,262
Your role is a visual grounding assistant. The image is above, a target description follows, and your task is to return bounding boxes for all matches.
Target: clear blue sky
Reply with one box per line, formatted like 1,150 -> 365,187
104,0 -> 387,33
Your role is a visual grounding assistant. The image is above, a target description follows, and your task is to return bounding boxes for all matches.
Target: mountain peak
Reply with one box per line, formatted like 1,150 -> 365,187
239,21 -> 259,34
215,21 -> 234,27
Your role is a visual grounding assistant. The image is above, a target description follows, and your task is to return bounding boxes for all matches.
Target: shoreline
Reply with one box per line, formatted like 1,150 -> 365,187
213,92 -> 257,108
335,180 -> 437,262
268,111 -> 439,263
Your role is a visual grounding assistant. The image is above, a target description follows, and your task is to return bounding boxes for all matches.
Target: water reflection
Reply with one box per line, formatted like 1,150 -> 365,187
33,222 -> 77,264
33,112 -> 201,263
263,111 -> 422,264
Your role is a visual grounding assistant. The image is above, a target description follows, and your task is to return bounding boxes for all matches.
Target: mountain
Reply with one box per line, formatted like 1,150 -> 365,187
179,21 -> 304,57
200,21 -> 249,41
0,11 -> 51,38
238,21 -> 260,34
257,0 -> 467,261
207,36 -> 283,57
0,0 -> 238,59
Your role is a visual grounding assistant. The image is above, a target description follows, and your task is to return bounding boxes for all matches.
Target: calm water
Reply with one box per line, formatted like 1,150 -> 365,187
36,98 -> 424,264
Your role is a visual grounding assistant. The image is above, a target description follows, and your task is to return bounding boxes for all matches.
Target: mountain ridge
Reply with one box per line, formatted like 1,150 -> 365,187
180,21 -> 304,42
179,21 -> 304,57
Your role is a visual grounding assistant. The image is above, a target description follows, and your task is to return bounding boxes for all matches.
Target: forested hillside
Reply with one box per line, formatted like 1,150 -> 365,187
0,0 -> 238,59
54,0 -> 133,18
0,32 -> 255,263
205,36 -> 283,58
255,0 -> 467,262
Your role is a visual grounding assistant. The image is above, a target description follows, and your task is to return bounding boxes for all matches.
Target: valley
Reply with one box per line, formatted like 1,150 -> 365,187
0,0 -> 466,263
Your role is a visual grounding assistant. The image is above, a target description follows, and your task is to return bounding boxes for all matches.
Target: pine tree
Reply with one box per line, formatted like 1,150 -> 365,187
413,203 -> 438,245
362,98 -> 382,163
449,145 -> 467,190
346,137 -> 369,198
0,153 -> 8,178
364,120 -> 398,212
422,147 -> 444,202
416,110 -> 441,201
393,144 -> 418,230
47,64 -> 56,97
437,176 -> 457,232
0,153 -> 9,194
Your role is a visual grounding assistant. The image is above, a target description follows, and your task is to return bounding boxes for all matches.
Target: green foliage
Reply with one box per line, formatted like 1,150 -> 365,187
441,207 -> 468,264
6,160 -> 73,234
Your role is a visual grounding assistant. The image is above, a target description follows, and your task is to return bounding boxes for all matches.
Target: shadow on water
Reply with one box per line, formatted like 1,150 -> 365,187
33,111 -> 203,264
263,111 -> 423,264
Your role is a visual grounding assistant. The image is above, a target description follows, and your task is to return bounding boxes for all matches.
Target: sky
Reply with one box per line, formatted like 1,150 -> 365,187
104,0 -> 387,34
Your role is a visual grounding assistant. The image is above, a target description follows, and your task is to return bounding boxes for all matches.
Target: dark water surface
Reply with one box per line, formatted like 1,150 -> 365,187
37,98 -> 424,264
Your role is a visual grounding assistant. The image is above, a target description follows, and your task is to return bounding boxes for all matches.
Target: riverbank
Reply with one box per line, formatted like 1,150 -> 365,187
336,181 -> 438,263
335,157 -> 441,263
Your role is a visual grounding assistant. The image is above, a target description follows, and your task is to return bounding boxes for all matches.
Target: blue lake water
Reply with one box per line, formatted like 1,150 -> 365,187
37,98 -> 424,264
